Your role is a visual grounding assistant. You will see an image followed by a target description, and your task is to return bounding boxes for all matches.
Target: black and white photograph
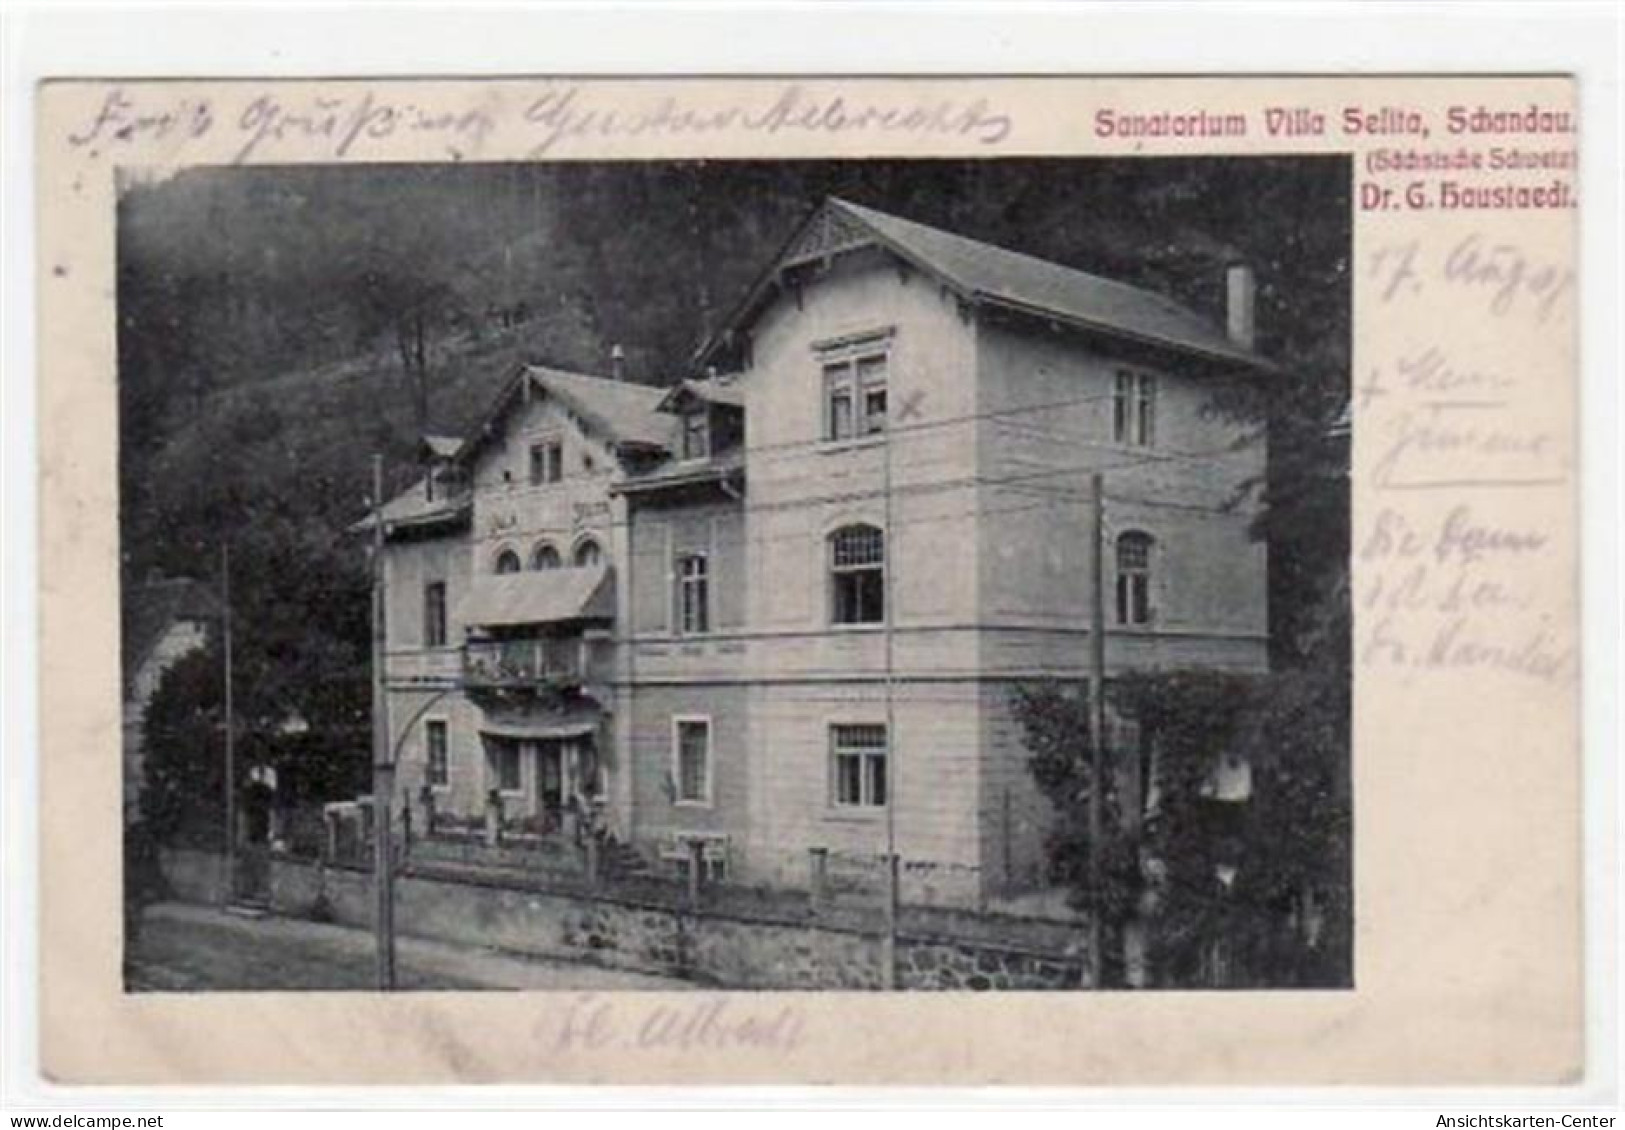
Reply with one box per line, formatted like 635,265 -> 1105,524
117,156 -> 1352,993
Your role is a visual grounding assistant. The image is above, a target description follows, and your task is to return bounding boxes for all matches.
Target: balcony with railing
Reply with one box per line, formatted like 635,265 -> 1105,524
462,637 -> 585,690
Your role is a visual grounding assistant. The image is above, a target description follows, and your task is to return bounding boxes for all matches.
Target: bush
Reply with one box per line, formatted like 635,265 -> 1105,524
1012,665 -> 1350,988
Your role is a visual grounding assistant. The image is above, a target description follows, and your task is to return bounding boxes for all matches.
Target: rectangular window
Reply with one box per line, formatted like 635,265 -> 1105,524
674,718 -> 711,805
858,354 -> 888,435
1137,376 -> 1156,447
491,743 -> 521,793
1113,371 -> 1156,447
672,852 -> 728,885
831,723 -> 888,808
1113,371 -> 1132,443
422,581 -> 447,647
425,720 -> 449,787
825,363 -> 854,441
1118,572 -> 1151,625
529,439 -> 564,485
678,554 -> 710,635
682,411 -> 710,460
824,352 -> 889,441
830,525 -> 886,625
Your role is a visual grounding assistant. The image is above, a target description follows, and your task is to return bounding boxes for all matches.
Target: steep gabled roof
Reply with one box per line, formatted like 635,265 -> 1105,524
362,365 -> 676,537
696,197 -> 1273,375
365,478 -> 471,534
655,377 -> 746,415
456,364 -> 673,468
528,366 -> 673,449
419,434 -> 463,461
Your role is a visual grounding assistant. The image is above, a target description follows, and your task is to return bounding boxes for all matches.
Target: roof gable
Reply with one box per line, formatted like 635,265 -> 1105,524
530,367 -> 674,449
419,434 -> 462,461
366,365 -> 675,535
655,377 -> 746,415
697,196 -> 1273,375
455,365 -> 674,470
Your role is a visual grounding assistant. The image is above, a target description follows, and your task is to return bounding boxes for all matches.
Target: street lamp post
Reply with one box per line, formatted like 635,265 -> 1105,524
221,542 -> 236,905
369,455 -> 396,989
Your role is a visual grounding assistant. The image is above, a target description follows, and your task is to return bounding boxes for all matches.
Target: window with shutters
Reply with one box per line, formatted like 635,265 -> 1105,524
829,523 -> 885,626
1116,531 -> 1154,626
672,717 -> 711,806
831,723 -> 888,808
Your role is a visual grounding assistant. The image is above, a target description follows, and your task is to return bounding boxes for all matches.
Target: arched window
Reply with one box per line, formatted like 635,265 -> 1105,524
573,538 -> 603,568
494,548 -> 522,575
829,524 -> 885,625
1116,531 -> 1153,626
531,542 -> 561,571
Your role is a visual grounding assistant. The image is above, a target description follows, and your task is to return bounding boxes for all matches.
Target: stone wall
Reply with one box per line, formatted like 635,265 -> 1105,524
158,848 -> 1091,990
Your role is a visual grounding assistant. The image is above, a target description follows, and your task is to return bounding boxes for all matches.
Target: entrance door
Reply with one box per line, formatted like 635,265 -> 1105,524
536,742 -> 564,832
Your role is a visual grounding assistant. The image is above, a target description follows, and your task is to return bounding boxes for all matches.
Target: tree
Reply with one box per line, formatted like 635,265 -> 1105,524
1013,660 -> 1350,988
1010,681 -> 1145,984
371,267 -> 453,436
140,634 -> 371,854
140,647 -> 228,848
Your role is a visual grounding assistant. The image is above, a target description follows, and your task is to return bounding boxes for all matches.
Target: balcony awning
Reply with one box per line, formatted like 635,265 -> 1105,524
462,565 -> 614,629
478,705 -> 602,742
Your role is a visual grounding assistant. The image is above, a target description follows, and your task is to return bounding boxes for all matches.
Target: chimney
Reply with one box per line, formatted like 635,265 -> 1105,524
610,343 -> 626,381
1225,264 -> 1256,350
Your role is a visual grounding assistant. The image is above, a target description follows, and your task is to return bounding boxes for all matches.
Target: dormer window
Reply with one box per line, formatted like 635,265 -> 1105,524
681,410 -> 710,461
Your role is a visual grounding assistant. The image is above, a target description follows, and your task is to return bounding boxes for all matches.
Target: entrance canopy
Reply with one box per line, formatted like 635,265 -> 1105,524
477,704 -> 601,742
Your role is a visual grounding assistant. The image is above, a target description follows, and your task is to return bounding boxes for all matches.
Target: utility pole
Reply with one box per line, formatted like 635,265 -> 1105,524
1088,471 -> 1108,988
881,398 -> 899,990
221,542 -> 235,905
370,455 -> 397,990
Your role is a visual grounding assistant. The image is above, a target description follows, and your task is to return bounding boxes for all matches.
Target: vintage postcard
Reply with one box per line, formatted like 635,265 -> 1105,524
34,74 -> 1581,1084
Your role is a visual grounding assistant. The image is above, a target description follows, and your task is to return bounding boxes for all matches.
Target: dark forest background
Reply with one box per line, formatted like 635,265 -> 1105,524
119,159 -> 1351,864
